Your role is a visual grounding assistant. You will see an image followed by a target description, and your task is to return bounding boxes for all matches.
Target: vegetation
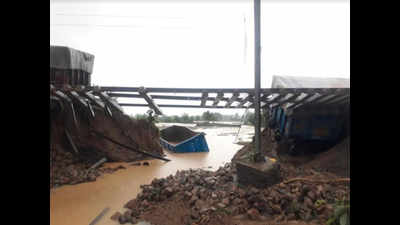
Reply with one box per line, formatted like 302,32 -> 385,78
157,111 -> 245,124
327,199 -> 350,225
131,109 -> 269,126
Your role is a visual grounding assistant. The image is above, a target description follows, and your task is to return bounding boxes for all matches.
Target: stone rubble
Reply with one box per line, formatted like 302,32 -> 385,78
112,163 -> 349,225
50,148 -> 127,188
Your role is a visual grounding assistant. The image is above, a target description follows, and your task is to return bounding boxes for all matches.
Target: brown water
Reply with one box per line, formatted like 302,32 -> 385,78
50,125 -> 253,225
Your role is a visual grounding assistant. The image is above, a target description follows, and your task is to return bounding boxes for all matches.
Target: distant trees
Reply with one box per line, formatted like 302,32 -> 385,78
156,111 -> 244,124
132,109 -> 268,126
242,110 -> 268,126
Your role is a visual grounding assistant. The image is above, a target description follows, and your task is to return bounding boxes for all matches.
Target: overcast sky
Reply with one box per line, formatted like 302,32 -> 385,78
50,0 -> 349,116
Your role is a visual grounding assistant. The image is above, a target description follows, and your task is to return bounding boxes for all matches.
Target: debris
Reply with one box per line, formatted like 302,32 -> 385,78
89,207 -> 109,225
64,129 -> 79,154
247,208 -> 260,220
115,160 -> 349,225
110,212 -> 122,221
86,158 -> 107,175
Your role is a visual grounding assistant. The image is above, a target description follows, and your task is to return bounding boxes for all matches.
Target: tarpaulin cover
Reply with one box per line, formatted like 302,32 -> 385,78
50,45 -> 95,74
271,75 -> 350,88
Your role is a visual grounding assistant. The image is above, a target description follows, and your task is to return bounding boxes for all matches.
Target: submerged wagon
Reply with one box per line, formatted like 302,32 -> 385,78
160,125 -> 209,153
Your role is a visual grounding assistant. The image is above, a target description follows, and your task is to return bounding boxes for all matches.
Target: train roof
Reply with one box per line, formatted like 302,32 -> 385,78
50,45 -> 95,74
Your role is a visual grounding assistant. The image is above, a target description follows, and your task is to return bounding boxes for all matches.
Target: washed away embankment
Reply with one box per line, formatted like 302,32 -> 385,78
50,101 -> 164,188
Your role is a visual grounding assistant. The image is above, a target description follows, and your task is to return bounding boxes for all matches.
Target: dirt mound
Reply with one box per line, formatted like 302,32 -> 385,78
232,127 -> 350,178
160,125 -> 199,143
112,164 -> 349,225
302,138 -> 350,177
50,98 -> 164,188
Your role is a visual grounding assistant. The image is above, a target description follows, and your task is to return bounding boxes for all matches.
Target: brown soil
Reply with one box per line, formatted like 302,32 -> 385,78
302,137 -> 350,177
233,128 -> 350,178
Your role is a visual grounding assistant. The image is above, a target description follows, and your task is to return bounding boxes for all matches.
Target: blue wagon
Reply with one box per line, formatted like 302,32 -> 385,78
270,105 -> 346,142
159,125 -> 209,153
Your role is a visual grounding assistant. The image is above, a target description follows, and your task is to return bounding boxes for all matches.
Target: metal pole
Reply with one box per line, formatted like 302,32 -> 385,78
253,0 -> 264,162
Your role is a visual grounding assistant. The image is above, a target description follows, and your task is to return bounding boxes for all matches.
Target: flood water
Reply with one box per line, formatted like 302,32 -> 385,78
50,124 -> 254,225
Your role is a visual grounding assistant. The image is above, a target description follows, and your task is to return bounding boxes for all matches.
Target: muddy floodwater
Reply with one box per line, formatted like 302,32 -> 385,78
50,124 -> 254,225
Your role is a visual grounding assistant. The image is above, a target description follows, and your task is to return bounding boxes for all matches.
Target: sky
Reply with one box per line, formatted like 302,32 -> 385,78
50,0 -> 349,116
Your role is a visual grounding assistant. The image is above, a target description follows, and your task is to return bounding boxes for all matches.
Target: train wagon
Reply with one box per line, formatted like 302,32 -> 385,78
268,75 -> 350,154
159,125 -> 209,153
50,45 -> 95,87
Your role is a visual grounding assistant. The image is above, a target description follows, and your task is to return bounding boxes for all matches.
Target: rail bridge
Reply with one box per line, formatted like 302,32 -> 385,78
97,86 -> 350,115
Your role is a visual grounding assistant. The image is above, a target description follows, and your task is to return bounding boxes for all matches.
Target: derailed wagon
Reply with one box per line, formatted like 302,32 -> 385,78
268,75 -> 350,155
160,125 -> 209,153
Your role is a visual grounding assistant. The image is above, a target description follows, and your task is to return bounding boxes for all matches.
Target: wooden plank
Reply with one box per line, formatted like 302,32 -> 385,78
118,103 -> 249,109
225,93 -> 240,107
107,93 -> 142,98
80,91 -> 105,109
260,93 -> 274,102
237,94 -> 253,108
293,93 -> 326,109
109,93 -> 235,102
86,100 -> 95,119
324,94 -> 350,105
201,92 -> 208,107
64,129 -> 79,154
313,94 -> 337,104
53,91 -> 72,103
99,86 -> 349,94
212,93 -> 224,106
316,94 -> 343,105
68,102 -> 79,128
89,207 -> 110,225
50,96 -> 60,101
286,93 -> 315,109
68,91 -> 88,108
312,89 -> 346,104
328,95 -> 350,105
97,92 -> 124,113
138,87 -> 163,115
262,93 -> 287,108
248,93 -> 266,108
104,105 -> 113,118
274,93 -> 302,107
100,86 -> 255,93
87,158 -> 107,172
